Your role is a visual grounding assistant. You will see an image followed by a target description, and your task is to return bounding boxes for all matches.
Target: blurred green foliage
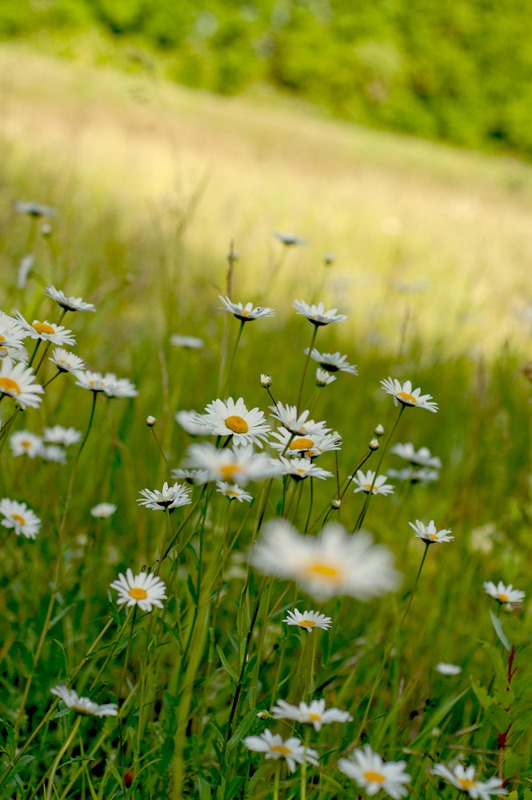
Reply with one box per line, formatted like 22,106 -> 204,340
2,0 -> 532,156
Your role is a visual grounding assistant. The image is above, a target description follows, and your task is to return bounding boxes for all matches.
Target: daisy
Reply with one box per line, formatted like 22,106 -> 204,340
171,467 -> 210,485
272,698 -> 352,731
269,402 -> 330,437
381,377 -> 438,413
0,358 -> 44,409
409,519 -> 453,544
251,520 -> 400,601
387,467 -> 440,485
277,456 -> 333,481
436,663 -> 462,675
185,443 -> 276,486
203,397 -> 271,447
316,369 -> 337,387
270,429 -> 342,458
138,482 -> 192,511
10,431 -> 43,458
307,348 -> 358,375
219,296 -> 275,322
0,313 -> 27,353
15,313 -> 76,346
352,470 -> 395,496
338,745 -> 410,798
44,285 -> 96,313
483,581 -> 525,605
293,299 -> 347,326
43,425 -> 82,446
17,254 -> 34,290
14,200 -> 57,217
91,502 -> 117,518
273,231 -> 307,246
51,685 -> 117,717
170,334 -> 204,349
49,348 -> 85,376
283,608 -> 332,632
243,729 -> 319,773
110,569 -> 167,612
0,498 -> 41,539
75,370 -> 110,393
175,410 -> 212,436
432,763 -> 507,798
216,482 -> 253,502
41,445 -> 66,463
390,442 -> 441,469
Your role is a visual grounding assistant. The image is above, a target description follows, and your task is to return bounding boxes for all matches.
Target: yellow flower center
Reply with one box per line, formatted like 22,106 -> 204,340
303,561 -> 342,581
32,321 -> 56,335
242,309 -> 250,316
458,778 -> 477,790
271,745 -> 292,755
299,619 -> 316,628
0,376 -> 21,395
220,464 -> 242,481
129,587 -> 148,600
227,489 -> 240,497
397,391 -> 417,404
0,335 -> 5,341
308,713 -> 322,721
363,483 -> 375,492
364,771 -> 385,785
499,593 -> 508,602
11,513 -> 26,525
429,533 -> 438,541
225,415 -> 249,434
22,440 -> 32,448
0,346 -> 7,354
290,437 -> 314,450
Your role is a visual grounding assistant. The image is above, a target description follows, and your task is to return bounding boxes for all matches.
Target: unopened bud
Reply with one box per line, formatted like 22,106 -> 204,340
146,416 -> 157,427
256,710 -> 269,719
41,223 -> 53,236
369,438 -> 379,450
260,373 -> 272,387
374,424 -> 385,437
331,498 -> 341,509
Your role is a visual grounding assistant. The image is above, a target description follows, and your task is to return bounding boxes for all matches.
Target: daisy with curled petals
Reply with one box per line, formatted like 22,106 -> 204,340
49,348 -> 85,376
352,470 -> 395,496
203,397 -> 271,447
242,729 -> 319,773
138,482 -> 191,511
0,498 -> 41,539
272,698 -> 352,731
251,520 -> 400,601
216,482 -> 253,503
381,377 -> 438,413
277,456 -> 333,481
432,762 -> 507,798
307,348 -> 358,375
390,442 -> 441,469
15,312 -> 76,346
51,685 -> 117,717
483,581 -> 525,605
185,443 -> 276,486
44,285 -> 96,313
284,608 -> 332,632
43,425 -> 82,446
409,519 -> 453,544
219,296 -> 275,322
293,299 -> 348,326
339,745 -> 410,798
269,402 -> 329,437
0,358 -> 43,409
91,502 -> 117,518
110,569 -> 167,612
10,431 -> 43,458
316,368 -> 336,387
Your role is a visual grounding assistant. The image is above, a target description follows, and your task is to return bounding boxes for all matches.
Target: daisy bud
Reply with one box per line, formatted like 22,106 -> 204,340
331,498 -> 341,509
374,424 -> 385,437
260,373 -> 272,387
41,223 -> 53,236
256,710 -> 270,719
146,416 -> 157,427
369,438 -> 379,450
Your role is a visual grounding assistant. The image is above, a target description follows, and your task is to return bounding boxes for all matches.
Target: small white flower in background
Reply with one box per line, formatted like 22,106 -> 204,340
219,296 -> 275,322
91,502 -> 117,518
387,467 -> 440,485
352,470 -> 395,496
170,334 -> 204,349
0,358 -> 44,409
0,498 -> 41,539
432,762 -> 508,798
175,410 -> 212,436
76,370 -> 108,393
138,482 -> 192,511
203,397 -> 271,447
14,313 -> 76,346
49,348 -> 85,376
17,254 -> 35,290
436,663 -> 462,675
269,401 -> 330,437
251,520 -> 400,601
316,368 -> 337,387
185,443 -> 276,486
293,299 -> 348,326
76,371 -> 137,398
146,415 -> 156,427
110,568 -> 167,612
283,608 -> 332,632
171,467 -> 210,485
41,445 -> 66,464
276,456 -> 333,481
390,442 -> 441,469
10,431 -> 43,458
242,729 -> 319,773
51,685 -> 117,717
272,698 -> 352,731
273,231 -> 307,246
43,425 -> 82,446
307,348 -> 358,375
14,200 -> 57,217
216,482 -> 253,503
338,744 -> 410,798
483,581 -> 525,605
409,520 -> 454,544
44,285 -> 96,313
381,377 -> 438,413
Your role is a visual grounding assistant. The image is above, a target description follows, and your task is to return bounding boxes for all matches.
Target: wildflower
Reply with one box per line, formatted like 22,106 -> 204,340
203,397 -> 271,447
170,334 -> 204,349
43,425 -> 82,446
44,285 -> 96,313
381,377 -> 438,413
269,402 -> 329,437
374,424 -> 385,437
483,581 -> 525,605
390,442 -> 441,469
0,312 -> 27,348
277,456 -> 332,481
352,470 -> 395,496
17,254 -> 34,289
14,200 -> 57,217
387,467 -> 439,485
251,520 -> 400,601
435,663 -> 462,675
219,296 -> 275,322
409,520 -> 453,544
272,698 -> 352,731
316,368 -> 337,387
49,348 -> 85,376
145,415 -> 156,427
10,431 -> 43,458
185,443 -> 276,486
283,608 -> 332,632
260,373 -> 272,387
76,371 -> 138,398
307,348 -> 358,375
110,568 -> 167,612
175,409 -> 212,436
91,503 -> 117,518
270,428 -> 342,458
432,763 -> 508,798
369,438 -> 379,450
243,729 -> 319,773
273,231 -> 307,246
293,299 -> 347,326
171,467 -> 209,484
216,482 -> 253,502
0,498 -> 41,539
0,358 -> 44,409
51,685 -> 117,717
339,745 -> 410,798
41,445 -> 66,463
138,482 -> 191,511
15,313 -> 76,346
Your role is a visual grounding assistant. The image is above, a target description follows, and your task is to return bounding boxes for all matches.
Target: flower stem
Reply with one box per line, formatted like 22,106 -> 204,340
221,319 -> 245,396
296,326 -> 318,411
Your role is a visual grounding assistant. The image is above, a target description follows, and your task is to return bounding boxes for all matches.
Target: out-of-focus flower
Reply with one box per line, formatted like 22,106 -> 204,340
0,498 -> 41,539
307,348 -> 358,375
432,762 -> 507,798
43,426 -> 82,446
243,729 -> 318,773
91,503 -> 117,518
170,334 -> 204,349
10,431 -> 43,458
293,299 -> 347,326
272,698 -> 352,731
51,685 -> 117,717
338,745 -> 410,798
44,286 -> 95,313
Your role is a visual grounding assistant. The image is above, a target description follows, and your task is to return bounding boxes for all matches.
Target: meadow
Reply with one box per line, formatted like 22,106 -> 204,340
0,46 -> 530,800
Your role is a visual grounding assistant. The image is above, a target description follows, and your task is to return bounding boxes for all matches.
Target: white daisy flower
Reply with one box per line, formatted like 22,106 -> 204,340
251,520 -> 400,601
432,763 -> 508,798
272,698 -> 352,731
269,402 -> 330,437
171,467 -> 210,485
14,200 -> 57,217
316,369 -> 337,387
270,428 -> 342,458
138,482 -> 192,511
390,442 -> 441,469
260,373 -> 272,387
49,348 -> 85,376
50,685 -> 117,717
409,519 -> 454,544
339,745 -> 410,798
10,431 -> 43,458
243,729 -> 319,773
283,608 -> 332,632
185,443 -> 276,486
14,313 -> 76,346
91,502 -> 117,518
43,425 -> 82,446
216,482 -> 253,502
17,254 -> 34,290
273,231 -> 307,246
307,348 -> 358,375
483,581 -> 525,605
0,498 -> 41,539
0,314 -> 28,358
41,445 -> 66,463
387,467 -> 440,485
381,377 -> 438,413
203,397 -> 271,447
0,341 -> 28,362
44,285 -> 96,313
435,663 -> 462,675
104,376 -> 138,399
352,470 -> 395,496
277,456 -> 333,481
219,296 -> 275,322
293,299 -> 348,326
0,358 -> 44,409
170,334 -> 204,349
110,568 -> 167,612
175,410 -> 212,436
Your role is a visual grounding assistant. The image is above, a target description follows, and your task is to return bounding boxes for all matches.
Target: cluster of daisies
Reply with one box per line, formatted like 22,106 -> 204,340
10,425 -> 82,463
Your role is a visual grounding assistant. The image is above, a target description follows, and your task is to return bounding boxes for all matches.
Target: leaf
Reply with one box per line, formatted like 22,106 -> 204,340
227,710 -> 257,749
216,645 -> 238,683
489,610 -> 511,651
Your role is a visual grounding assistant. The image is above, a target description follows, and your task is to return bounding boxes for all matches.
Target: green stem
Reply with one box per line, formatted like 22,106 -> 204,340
45,716 -> 82,800
296,326 -> 318,411
222,319 -> 245,396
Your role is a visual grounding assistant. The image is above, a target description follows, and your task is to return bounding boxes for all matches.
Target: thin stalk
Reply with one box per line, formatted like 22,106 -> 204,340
221,319 -> 245,397
296,326 -> 318,411
45,716 -> 82,800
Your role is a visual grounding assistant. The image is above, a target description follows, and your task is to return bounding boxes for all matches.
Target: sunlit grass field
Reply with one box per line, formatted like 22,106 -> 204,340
0,45 -> 530,800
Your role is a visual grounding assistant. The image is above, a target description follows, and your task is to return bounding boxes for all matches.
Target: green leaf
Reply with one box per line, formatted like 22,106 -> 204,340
489,610 -> 511,651
227,709 -> 257,749
216,645 -> 238,683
